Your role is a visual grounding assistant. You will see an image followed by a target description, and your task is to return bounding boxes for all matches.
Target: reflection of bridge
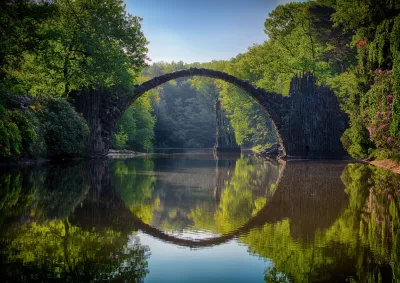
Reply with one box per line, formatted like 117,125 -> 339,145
72,158 -> 285,248
71,160 -> 349,248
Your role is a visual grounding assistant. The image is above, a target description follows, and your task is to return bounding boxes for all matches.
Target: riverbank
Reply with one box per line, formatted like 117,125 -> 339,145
0,150 -> 147,167
367,159 -> 400,175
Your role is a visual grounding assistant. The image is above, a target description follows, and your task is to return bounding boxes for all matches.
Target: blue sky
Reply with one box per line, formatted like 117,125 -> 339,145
125,0 -> 300,63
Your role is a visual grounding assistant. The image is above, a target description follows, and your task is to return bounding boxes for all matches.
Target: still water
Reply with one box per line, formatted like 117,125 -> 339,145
0,150 -> 399,282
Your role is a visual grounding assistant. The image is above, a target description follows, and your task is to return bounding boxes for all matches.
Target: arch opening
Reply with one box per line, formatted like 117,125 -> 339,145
121,68 -> 286,156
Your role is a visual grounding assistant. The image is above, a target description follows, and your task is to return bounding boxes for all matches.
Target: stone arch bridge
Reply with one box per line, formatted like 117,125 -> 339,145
74,68 -> 348,159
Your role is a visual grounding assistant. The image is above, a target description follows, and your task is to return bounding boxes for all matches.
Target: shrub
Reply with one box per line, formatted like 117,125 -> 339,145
40,97 -> 89,158
114,128 -> 128,149
364,70 -> 400,155
9,109 -> 46,158
0,106 -> 22,160
341,118 -> 372,158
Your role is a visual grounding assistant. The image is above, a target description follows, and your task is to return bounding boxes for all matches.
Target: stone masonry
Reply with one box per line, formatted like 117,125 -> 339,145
74,68 -> 348,159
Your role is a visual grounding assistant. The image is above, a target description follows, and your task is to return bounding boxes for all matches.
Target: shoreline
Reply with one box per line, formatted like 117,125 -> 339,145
0,150 -> 147,168
3,149 -> 399,175
365,159 -> 400,175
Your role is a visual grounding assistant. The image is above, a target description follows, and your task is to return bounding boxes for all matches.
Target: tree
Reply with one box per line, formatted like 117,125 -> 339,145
5,0 -> 148,96
112,90 -> 157,152
326,0 -> 400,158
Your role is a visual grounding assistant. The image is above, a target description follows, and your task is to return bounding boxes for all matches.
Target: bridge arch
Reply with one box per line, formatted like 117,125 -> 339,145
76,69 -> 348,159
105,68 -> 287,154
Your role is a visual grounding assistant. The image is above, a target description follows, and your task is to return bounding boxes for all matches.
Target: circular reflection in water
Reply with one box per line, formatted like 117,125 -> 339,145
110,152 -> 281,242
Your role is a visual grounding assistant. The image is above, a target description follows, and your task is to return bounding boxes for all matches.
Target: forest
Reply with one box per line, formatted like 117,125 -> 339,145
1,0 -> 400,160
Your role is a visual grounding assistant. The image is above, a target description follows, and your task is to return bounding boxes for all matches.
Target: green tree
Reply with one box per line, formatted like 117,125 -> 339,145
327,0 -> 400,158
112,92 -> 157,152
6,0 -> 148,96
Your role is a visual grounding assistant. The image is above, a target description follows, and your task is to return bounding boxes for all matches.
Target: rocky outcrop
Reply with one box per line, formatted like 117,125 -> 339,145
213,100 -> 240,154
255,144 -> 284,159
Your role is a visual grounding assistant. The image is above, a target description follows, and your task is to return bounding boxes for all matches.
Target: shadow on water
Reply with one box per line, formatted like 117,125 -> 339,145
0,153 -> 399,282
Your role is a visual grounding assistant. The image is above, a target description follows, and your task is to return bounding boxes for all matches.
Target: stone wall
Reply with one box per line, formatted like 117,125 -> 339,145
281,74 -> 348,159
74,88 -> 108,157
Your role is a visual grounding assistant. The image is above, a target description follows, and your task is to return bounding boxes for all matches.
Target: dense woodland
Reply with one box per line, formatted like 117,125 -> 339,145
1,0 -> 400,159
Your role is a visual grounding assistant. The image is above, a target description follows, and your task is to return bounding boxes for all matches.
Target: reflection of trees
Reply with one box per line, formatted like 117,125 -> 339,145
0,168 -> 45,227
113,155 -> 280,236
1,220 -> 149,282
240,163 -> 400,282
0,163 -> 91,224
189,157 -> 280,234
110,158 -> 158,224
34,163 -> 89,220
0,161 -> 150,282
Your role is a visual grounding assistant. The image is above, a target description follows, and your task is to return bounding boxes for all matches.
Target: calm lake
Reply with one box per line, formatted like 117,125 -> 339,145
0,149 -> 399,282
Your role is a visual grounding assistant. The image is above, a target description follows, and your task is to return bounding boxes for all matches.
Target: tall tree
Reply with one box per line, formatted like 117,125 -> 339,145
5,0 -> 148,96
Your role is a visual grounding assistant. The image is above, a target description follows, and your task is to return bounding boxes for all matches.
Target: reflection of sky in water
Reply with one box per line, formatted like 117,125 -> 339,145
135,232 -> 270,283
162,230 -> 221,240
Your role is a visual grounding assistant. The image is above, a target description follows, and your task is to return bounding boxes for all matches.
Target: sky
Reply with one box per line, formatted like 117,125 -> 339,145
125,0 -> 300,63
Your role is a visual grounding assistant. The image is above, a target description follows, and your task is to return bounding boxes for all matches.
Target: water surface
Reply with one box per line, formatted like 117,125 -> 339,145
0,150 -> 399,282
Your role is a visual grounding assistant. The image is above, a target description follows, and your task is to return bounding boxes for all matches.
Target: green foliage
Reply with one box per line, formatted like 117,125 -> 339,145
1,0 -> 148,160
0,95 -> 90,160
264,266 -> 290,283
139,61 -> 277,150
190,55 -> 279,147
2,0 -> 399,159
112,92 -> 156,152
188,58 -> 278,148
153,74 -> 216,148
114,128 -> 129,149
0,106 -> 22,159
111,155 -> 278,235
216,70 -> 277,147
0,0 -> 55,81
390,15 -> 400,139
9,108 -> 46,158
328,0 -> 400,158
327,69 -> 366,114
3,0 -> 148,96
40,97 -> 89,157
341,118 -> 372,158
262,2 -> 347,89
